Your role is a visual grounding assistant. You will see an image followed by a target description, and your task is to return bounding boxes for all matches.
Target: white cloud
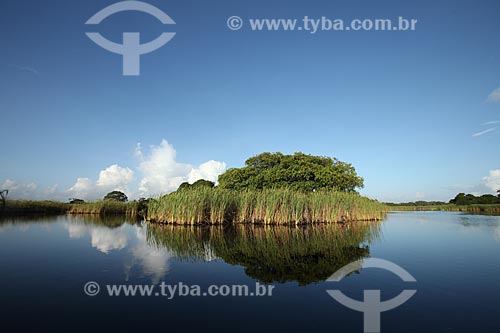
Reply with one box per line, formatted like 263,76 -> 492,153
67,178 -> 93,197
188,160 -> 227,184
487,87 -> 500,103
4,139 -> 226,201
482,120 -> 500,126
67,164 -> 134,200
1,179 -> 39,199
452,169 -> 500,196
482,169 -> 500,192
97,164 -> 134,188
472,127 -> 497,137
137,139 -> 226,196
1,179 -> 37,193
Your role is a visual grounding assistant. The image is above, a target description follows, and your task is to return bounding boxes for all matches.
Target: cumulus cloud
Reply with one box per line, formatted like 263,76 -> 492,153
1,179 -> 37,195
450,169 -> 500,196
67,164 -> 134,200
67,178 -> 93,197
0,179 -> 51,200
96,164 -> 134,188
137,139 -> 226,196
482,169 -> 500,192
487,87 -> 500,103
66,140 -> 227,199
188,160 -> 227,184
4,139 -> 226,201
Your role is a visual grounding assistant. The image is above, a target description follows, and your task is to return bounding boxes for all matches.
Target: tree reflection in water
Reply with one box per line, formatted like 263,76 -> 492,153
147,222 -> 381,285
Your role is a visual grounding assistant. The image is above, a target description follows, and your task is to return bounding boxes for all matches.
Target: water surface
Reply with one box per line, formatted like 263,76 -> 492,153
0,212 -> 499,332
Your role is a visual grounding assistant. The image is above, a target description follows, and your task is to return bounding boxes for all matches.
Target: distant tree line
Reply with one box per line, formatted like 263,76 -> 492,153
449,192 -> 500,205
385,200 -> 447,207
387,190 -> 500,206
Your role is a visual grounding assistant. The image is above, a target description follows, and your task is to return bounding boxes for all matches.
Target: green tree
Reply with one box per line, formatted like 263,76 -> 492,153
177,179 -> 215,191
218,152 -> 364,192
191,179 -> 215,189
103,191 -> 128,202
177,182 -> 191,191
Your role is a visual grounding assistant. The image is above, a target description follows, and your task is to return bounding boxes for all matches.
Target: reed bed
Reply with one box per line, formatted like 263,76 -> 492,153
0,200 -> 69,216
67,201 -> 139,216
147,188 -> 387,225
390,204 -> 500,215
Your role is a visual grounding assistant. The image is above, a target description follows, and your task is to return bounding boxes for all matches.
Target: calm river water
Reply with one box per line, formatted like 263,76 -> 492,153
0,211 -> 499,332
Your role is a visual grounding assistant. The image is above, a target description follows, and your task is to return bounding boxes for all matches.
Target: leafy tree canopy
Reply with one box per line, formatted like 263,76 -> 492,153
218,152 -> 364,192
103,191 -> 128,202
177,179 -> 215,191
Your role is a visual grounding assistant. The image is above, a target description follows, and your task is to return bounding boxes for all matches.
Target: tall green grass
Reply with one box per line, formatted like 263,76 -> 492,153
0,200 -> 147,218
148,188 -> 387,224
390,204 -> 500,215
0,200 -> 69,216
67,201 -> 139,216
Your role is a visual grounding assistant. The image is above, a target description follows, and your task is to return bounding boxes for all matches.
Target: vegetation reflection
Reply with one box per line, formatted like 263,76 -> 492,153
147,222 -> 381,285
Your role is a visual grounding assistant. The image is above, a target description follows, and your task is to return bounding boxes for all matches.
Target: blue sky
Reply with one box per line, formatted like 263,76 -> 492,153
1,0 -> 499,202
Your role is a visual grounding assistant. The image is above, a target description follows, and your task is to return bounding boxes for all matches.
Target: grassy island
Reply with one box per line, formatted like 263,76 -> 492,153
147,188 -> 386,225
